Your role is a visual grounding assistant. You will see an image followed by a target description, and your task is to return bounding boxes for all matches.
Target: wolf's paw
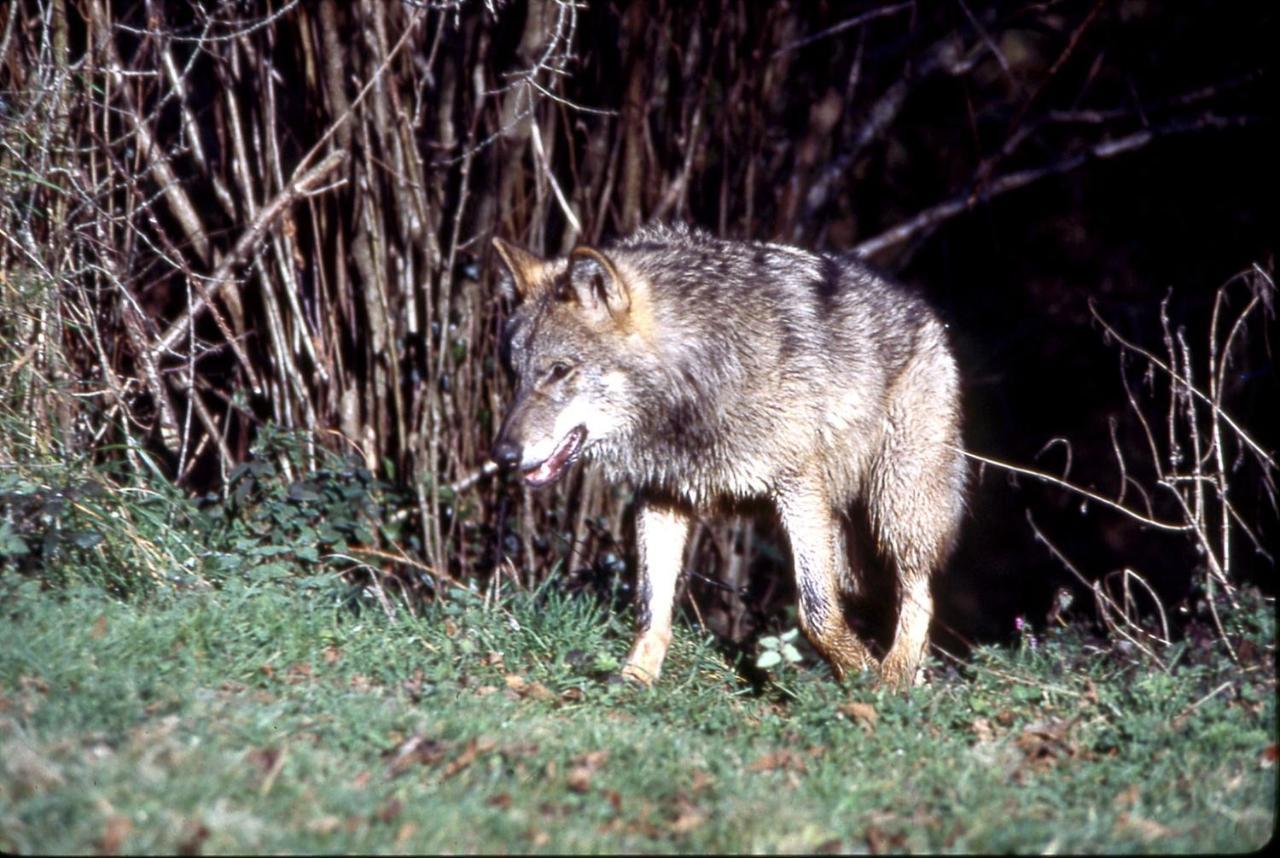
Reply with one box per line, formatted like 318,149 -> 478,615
616,662 -> 658,687
877,655 -> 926,690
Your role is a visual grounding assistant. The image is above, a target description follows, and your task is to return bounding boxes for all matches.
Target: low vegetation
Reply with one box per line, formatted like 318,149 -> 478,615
1,458 -> 1274,853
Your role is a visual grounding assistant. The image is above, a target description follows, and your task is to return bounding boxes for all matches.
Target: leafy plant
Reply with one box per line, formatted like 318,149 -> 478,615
196,426 -> 406,585
755,628 -> 804,671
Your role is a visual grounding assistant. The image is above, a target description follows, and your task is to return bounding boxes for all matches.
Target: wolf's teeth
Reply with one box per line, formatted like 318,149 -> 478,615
523,426 -> 586,487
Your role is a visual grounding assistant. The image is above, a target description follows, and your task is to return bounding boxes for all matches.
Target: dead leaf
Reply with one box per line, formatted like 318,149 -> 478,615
441,737 -> 497,780
527,681 -> 556,701
1115,784 -> 1140,808
566,750 -> 609,792
485,651 -> 505,669
384,734 -> 447,777
307,816 -> 341,835
474,685 -> 498,697
1261,744 -> 1278,768
865,824 -> 907,854
91,614 -> 108,639
1015,717 -> 1079,768
838,701 -> 878,732
504,674 -> 556,702
865,824 -> 885,855
748,749 -> 807,774
323,645 -> 342,664
246,746 -> 282,776
560,687 -> 585,703
395,821 -> 417,845
574,750 -> 609,769
970,717 -> 995,743
98,814 -> 132,855
529,829 -> 550,847
351,770 -> 372,789
668,800 -> 706,834
19,675 -> 49,694
1115,811 -> 1173,841
566,765 -> 594,793
177,820 -> 210,856
1237,638 -> 1260,666
376,798 -> 403,823
995,709 -> 1016,727
443,618 -> 460,637
142,698 -> 173,716
488,793 -> 512,809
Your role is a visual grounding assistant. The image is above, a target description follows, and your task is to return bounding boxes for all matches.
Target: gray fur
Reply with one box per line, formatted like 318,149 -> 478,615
491,224 -> 966,687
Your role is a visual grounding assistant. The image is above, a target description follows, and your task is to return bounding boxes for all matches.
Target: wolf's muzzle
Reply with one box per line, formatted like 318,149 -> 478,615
491,438 -> 522,471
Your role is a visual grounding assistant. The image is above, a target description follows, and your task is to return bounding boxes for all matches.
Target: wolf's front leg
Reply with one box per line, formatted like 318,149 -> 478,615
620,502 -> 691,685
778,485 -> 876,680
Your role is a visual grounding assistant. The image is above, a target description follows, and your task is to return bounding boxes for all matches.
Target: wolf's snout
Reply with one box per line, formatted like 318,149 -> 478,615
491,438 -> 522,471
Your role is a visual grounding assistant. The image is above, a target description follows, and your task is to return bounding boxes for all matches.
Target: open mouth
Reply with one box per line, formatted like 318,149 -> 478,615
522,426 -> 587,487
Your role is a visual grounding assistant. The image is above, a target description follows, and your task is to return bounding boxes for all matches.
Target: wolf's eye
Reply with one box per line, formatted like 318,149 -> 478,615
546,362 -> 573,383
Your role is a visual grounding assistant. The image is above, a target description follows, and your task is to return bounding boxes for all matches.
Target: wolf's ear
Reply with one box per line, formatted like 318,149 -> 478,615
566,246 -> 630,319
492,237 -> 547,302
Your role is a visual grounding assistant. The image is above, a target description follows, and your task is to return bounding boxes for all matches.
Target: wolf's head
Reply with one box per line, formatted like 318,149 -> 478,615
489,237 -> 651,487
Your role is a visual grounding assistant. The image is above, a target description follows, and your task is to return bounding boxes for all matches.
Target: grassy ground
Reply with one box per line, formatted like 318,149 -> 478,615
1,562 -> 1274,853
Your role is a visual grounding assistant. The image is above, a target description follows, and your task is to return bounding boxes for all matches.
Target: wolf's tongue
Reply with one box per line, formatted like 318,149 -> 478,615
524,427 -> 586,486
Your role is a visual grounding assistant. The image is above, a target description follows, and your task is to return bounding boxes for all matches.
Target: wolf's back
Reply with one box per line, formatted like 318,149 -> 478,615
592,225 -> 957,510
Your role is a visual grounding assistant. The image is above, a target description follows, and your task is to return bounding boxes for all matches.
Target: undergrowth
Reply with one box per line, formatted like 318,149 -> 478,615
1,424 -> 405,600
0,442 -> 1275,852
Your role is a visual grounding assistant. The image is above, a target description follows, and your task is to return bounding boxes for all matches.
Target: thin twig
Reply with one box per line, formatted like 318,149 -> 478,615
152,149 -> 348,356
1090,294 -> 1275,472
960,447 -> 1191,531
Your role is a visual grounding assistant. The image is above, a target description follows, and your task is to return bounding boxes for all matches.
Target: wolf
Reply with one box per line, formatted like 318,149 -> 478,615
490,223 -> 965,688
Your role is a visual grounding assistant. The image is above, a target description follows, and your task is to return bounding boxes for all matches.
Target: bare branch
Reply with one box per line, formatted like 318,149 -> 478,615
961,447 -> 1192,532
153,149 -> 349,356
1089,288 -> 1276,472
772,2 -> 912,57
852,115 -> 1261,258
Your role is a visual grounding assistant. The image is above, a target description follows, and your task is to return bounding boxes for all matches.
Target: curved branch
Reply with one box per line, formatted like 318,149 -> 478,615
851,115 -> 1261,258
152,149 -> 349,357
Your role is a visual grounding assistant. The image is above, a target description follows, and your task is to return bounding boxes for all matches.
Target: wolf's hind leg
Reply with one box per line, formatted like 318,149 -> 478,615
779,486 -> 876,680
620,502 -> 691,685
879,572 -> 934,688
872,345 -> 965,688
872,455 -> 961,687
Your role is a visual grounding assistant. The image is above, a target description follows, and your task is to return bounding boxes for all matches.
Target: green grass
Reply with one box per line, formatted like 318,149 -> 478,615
1,566 -> 1274,853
